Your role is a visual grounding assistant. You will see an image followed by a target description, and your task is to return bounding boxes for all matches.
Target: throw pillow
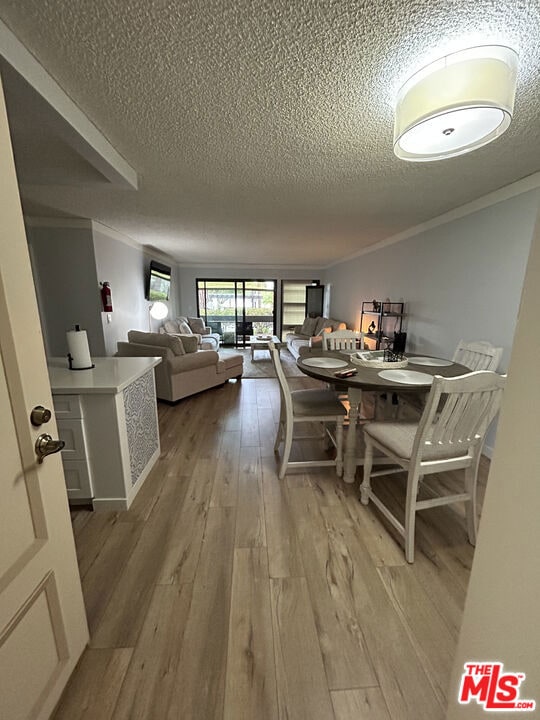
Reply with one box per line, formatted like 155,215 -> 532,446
167,336 -> 185,355
315,320 -> 334,336
314,317 -> 327,335
188,317 -> 206,334
163,320 -> 180,334
180,335 -> 198,353
177,320 -> 192,335
300,317 -> 318,337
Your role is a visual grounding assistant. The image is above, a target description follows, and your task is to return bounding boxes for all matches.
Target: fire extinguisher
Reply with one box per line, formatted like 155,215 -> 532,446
100,282 -> 113,312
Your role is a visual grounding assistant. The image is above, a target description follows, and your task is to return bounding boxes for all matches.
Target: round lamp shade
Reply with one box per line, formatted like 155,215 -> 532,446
149,301 -> 169,320
394,45 -> 518,161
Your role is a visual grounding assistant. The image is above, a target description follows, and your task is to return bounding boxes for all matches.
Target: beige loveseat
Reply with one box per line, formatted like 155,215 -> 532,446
116,331 -> 243,402
285,316 -> 347,359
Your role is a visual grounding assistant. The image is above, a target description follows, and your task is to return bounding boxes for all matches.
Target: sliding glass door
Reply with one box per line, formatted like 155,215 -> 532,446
197,279 -> 277,347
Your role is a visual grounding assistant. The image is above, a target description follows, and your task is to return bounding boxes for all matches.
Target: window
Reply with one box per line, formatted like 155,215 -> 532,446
197,279 -> 277,346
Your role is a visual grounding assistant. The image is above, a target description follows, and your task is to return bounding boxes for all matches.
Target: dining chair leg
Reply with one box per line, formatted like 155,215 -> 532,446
279,421 -> 294,480
335,419 -> 344,477
464,461 -> 480,545
360,437 -> 374,504
404,469 -> 421,563
274,421 -> 283,452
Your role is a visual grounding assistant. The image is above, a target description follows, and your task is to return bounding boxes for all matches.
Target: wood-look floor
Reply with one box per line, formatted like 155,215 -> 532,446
55,376 -> 489,720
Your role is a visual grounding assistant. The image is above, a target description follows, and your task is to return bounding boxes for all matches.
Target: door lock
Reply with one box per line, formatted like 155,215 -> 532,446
35,433 -> 65,464
30,405 -> 52,426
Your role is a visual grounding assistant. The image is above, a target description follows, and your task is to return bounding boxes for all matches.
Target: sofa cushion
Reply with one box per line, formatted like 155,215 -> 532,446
217,353 -> 243,371
128,330 -> 185,355
168,350 -> 219,373
300,317 -> 319,337
117,341 -> 171,359
188,317 -> 206,334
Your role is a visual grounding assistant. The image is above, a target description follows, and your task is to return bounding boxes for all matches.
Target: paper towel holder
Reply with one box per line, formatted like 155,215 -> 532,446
67,353 -> 95,371
67,324 -> 95,371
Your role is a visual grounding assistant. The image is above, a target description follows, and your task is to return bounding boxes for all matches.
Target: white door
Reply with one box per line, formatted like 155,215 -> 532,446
0,75 -> 88,719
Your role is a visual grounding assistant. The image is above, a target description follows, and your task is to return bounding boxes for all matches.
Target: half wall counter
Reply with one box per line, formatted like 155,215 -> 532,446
48,356 -> 162,511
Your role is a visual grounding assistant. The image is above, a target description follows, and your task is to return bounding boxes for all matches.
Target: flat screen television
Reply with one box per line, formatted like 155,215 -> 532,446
146,260 -> 171,301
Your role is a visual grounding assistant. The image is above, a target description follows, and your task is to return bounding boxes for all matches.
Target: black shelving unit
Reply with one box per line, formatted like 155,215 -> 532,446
360,300 -> 405,350
306,284 -> 325,318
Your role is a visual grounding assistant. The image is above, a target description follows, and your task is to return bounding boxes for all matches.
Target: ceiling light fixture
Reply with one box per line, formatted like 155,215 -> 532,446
393,45 -> 518,162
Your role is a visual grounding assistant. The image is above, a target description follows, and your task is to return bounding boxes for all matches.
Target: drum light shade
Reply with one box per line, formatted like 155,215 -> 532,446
394,45 -> 518,162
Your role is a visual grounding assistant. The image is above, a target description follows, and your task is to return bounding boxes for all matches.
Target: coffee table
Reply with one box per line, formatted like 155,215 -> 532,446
248,335 -> 285,361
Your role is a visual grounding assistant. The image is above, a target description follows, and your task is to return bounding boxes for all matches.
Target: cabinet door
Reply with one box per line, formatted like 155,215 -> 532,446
63,461 -> 94,500
57,419 -> 88,461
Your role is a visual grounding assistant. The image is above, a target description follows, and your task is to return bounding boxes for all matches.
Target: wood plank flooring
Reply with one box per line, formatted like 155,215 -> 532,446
55,376 -> 488,720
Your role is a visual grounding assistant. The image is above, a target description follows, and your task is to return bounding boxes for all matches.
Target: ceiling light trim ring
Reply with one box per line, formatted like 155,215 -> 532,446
394,105 -> 512,161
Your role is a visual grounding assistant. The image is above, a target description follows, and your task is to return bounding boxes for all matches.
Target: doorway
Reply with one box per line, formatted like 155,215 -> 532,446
196,279 -> 277,347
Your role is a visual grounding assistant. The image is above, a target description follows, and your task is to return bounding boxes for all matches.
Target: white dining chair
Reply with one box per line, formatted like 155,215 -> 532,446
397,339 -> 503,420
360,370 -> 506,563
269,342 -> 347,479
452,340 -> 503,371
322,329 -> 365,352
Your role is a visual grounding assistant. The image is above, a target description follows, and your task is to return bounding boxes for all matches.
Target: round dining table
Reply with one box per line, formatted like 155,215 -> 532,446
296,351 -> 470,483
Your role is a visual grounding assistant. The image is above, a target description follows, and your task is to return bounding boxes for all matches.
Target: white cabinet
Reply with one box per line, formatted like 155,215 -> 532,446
49,357 -> 162,511
54,399 -> 93,501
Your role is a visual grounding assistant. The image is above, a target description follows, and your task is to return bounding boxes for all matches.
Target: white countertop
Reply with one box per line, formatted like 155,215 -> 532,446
48,356 -> 162,394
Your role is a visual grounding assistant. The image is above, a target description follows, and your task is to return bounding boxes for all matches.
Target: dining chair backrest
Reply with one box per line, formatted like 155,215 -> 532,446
452,340 -> 503,372
269,342 -> 293,420
413,370 -> 506,461
323,329 -> 364,352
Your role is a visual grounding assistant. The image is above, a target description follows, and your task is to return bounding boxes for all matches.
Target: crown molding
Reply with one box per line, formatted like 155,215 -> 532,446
175,262 -> 324,271
24,216 -> 92,229
90,220 -> 142,249
325,171 -> 540,268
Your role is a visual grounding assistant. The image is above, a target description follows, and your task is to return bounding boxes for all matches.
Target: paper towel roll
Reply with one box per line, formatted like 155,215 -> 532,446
67,328 -> 93,369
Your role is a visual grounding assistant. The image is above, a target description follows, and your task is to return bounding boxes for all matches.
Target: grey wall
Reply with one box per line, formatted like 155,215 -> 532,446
27,221 -> 179,358
93,228 -> 148,354
324,190 -> 539,369
27,225 -> 106,357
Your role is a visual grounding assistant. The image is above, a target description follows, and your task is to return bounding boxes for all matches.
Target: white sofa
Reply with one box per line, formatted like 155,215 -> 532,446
286,316 -> 347,359
160,316 -> 221,349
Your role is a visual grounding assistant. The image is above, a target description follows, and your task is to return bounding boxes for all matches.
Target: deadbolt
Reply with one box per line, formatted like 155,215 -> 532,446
30,405 -> 52,426
35,433 -> 65,464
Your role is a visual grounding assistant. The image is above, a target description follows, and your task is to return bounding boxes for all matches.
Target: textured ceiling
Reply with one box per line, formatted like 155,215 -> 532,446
1,0 -> 540,266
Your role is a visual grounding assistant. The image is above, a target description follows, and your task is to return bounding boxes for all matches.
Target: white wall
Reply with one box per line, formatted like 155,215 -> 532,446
446,205 -> 540,719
